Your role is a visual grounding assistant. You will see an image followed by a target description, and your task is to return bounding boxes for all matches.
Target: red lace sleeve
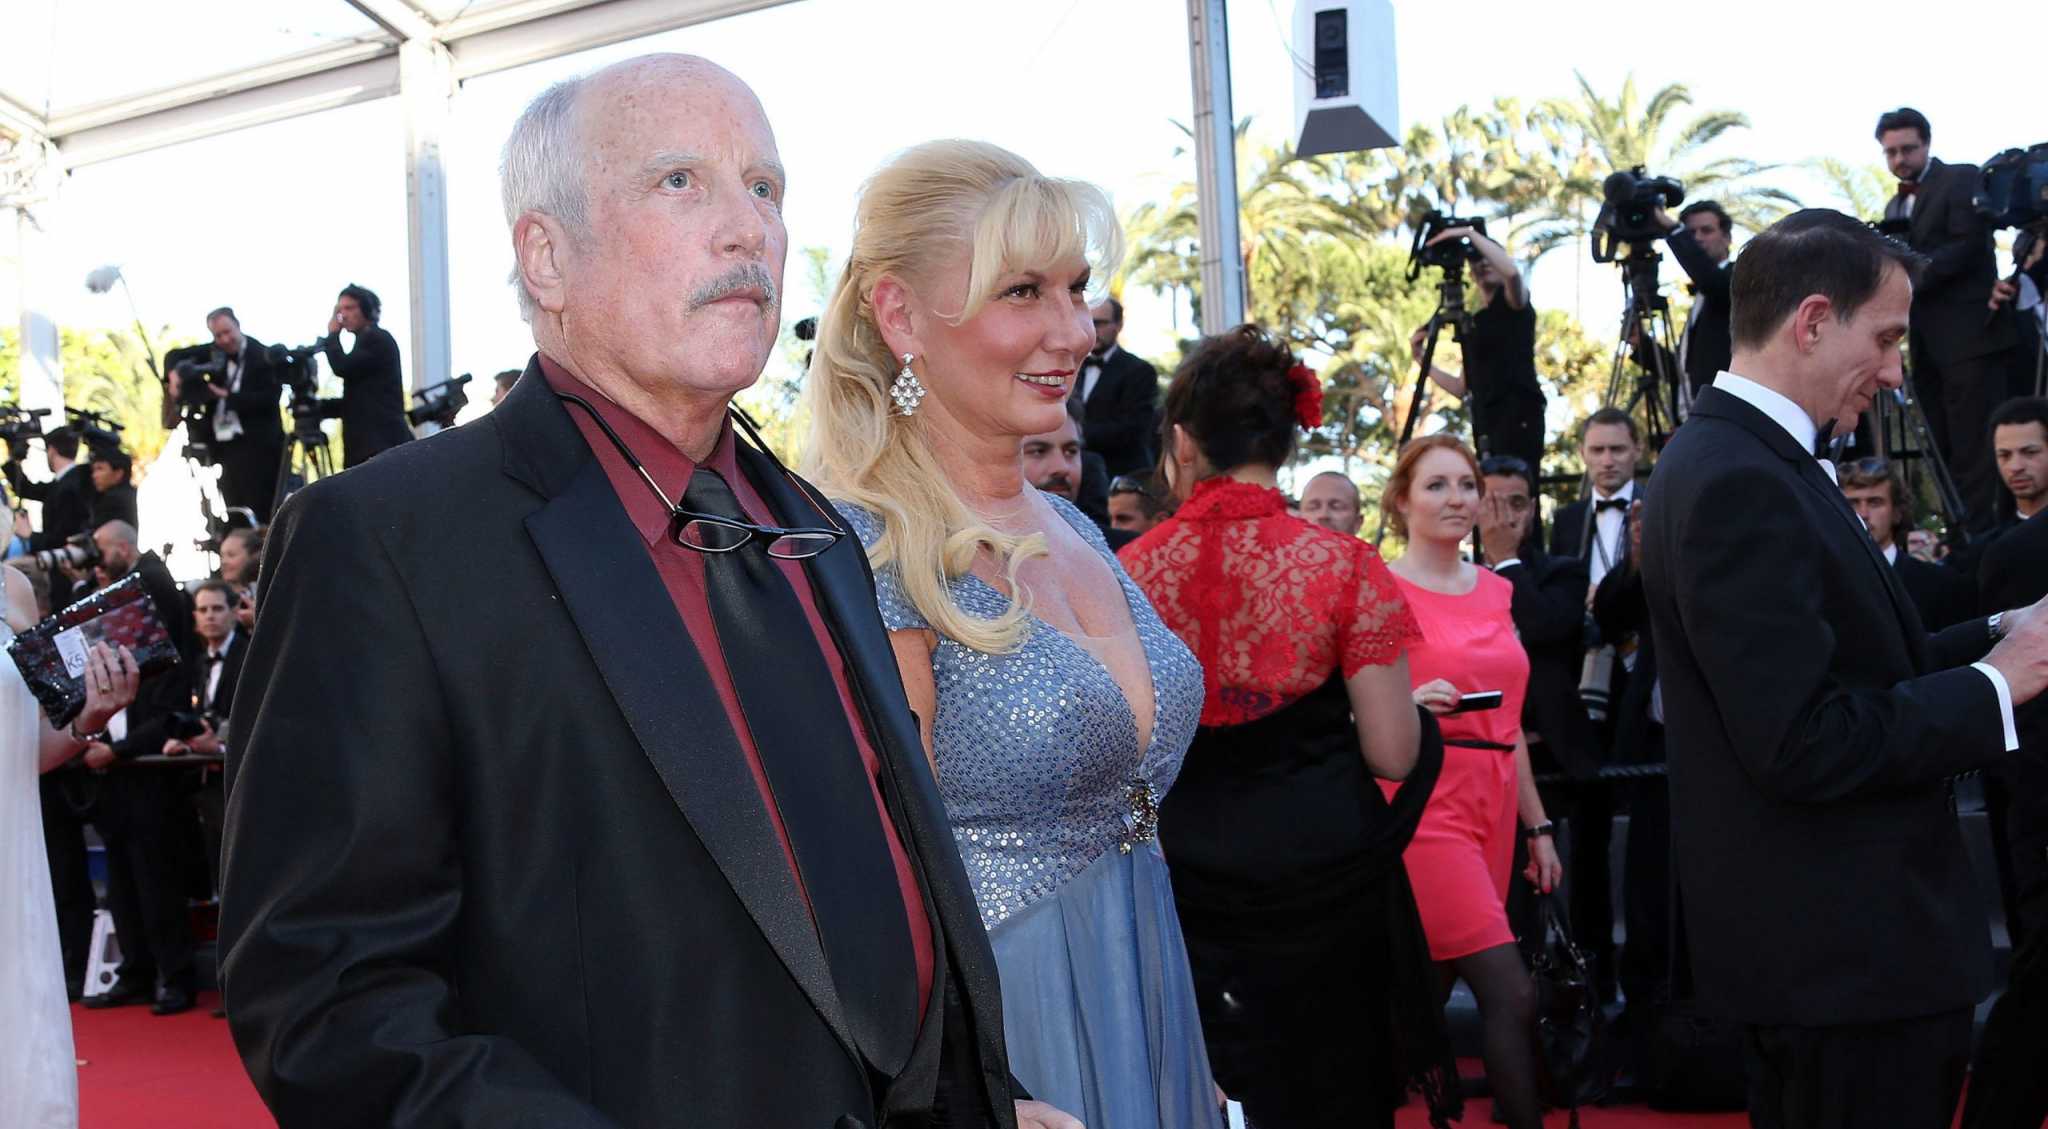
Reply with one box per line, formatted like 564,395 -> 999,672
1340,543 -> 1422,677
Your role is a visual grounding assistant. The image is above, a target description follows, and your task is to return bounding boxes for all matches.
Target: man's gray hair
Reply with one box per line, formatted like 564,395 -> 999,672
501,75 -> 591,323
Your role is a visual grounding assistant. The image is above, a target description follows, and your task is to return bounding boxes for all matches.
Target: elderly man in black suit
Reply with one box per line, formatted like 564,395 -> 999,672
1643,208 -> 2048,1128
1877,107 -> 2023,533
1076,297 -> 1159,475
222,54 -> 1073,1129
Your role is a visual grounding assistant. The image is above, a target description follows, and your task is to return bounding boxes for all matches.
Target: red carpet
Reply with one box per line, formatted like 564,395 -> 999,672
74,1003 -> 1751,1128
73,991 -> 273,1129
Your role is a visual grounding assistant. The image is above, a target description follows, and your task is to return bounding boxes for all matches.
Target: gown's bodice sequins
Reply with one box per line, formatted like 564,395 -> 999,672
837,496 -> 1203,928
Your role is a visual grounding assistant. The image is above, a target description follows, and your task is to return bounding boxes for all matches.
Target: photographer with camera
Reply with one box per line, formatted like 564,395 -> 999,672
316,283 -> 413,468
1632,200 -> 1735,406
74,519 -> 199,1017
168,308 -> 287,524
1877,107 -> 2024,534
1410,226 -> 1547,475
4,426 -> 95,552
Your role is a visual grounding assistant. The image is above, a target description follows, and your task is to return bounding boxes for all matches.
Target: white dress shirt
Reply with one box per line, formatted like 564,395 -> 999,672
1079,344 -> 1120,404
1713,370 -> 2018,750
1586,479 -> 1635,591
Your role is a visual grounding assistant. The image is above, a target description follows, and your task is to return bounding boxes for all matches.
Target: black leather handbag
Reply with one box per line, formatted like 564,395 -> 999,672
1530,894 -> 1613,1126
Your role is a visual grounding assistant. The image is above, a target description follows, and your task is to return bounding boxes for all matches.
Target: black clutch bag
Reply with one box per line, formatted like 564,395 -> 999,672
5,572 -> 183,728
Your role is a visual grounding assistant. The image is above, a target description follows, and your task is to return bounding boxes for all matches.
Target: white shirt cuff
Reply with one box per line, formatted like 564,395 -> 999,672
1970,662 -> 2021,752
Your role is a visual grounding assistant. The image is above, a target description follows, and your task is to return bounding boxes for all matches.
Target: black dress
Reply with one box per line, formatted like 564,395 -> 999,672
1161,674 -> 1453,1129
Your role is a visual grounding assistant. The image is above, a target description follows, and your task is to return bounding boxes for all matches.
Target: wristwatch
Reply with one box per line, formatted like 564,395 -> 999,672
69,720 -> 109,746
1524,820 -> 1556,842
1988,611 -> 2006,641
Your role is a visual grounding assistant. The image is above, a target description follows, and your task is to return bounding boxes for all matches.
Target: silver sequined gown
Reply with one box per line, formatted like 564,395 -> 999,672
840,495 -> 1221,1129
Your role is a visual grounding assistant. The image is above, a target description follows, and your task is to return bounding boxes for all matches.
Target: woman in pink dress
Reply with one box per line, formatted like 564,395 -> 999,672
1380,434 -> 1561,1129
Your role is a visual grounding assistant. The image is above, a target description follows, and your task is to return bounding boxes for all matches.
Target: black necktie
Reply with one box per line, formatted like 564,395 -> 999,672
682,466 -> 918,1076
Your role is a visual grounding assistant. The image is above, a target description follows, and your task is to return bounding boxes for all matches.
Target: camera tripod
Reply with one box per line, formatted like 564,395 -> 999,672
271,409 -> 337,512
1602,245 -> 1684,451
1866,357 -> 1971,539
1377,261 -> 1477,546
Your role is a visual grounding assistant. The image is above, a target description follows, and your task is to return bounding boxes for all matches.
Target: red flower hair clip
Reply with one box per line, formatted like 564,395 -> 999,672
1286,362 -> 1323,429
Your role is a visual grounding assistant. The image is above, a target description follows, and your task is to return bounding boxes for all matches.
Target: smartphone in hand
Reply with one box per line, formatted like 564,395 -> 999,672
1448,690 -> 1504,714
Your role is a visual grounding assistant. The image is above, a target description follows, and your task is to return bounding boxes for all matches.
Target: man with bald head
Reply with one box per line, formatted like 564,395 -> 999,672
224,56 -> 1068,1129
1298,470 -> 1363,536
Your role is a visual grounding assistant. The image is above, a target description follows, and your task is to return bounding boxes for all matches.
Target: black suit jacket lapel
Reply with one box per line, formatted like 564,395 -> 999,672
741,443 -> 1015,1100
1692,387 -> 1930,664
1909,159 -> 1945,247
499,364 -> 855,1064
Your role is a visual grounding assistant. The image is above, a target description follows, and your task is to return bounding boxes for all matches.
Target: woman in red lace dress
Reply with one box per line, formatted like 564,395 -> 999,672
1380,434 -> 1562,1129
1122,327 -> 1458,1129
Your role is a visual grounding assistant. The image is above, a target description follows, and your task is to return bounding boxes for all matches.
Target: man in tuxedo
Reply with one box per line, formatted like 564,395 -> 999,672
1837,456 -> 1973,629
316,283 -> 414,468
1548,406 -> 1644,992
5,425 -> 95,551
1076,298 -> 1159,475
222,54 -> 1071,1129
1877,107 -> 2023,533
1979,398 -> 2048,944
1299,470 -> 1364,536
79,520 -> 200,1017
168,308 -> 287,523
1589,499 -> 1673,1054
1642,208 -> 2048,1127
168,580 -> 243,899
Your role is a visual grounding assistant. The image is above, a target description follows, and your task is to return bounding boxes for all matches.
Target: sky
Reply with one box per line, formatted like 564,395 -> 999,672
4,0 -> 2044,466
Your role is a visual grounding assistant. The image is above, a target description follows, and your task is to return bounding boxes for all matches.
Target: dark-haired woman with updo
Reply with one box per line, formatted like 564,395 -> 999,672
1120,327 -> 1458,1129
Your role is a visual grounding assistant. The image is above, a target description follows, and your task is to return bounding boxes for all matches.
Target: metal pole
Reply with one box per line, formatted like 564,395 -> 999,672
1187,0 -> 1246,334
399,39 -> 453,396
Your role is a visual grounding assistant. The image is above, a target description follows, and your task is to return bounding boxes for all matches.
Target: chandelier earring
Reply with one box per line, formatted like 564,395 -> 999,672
890,352 -> 928,417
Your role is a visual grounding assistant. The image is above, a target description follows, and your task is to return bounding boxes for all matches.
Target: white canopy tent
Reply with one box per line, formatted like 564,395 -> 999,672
0,0 -> 797,418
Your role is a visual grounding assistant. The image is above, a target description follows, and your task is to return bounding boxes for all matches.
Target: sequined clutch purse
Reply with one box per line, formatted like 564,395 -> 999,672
6,572 -> 183,728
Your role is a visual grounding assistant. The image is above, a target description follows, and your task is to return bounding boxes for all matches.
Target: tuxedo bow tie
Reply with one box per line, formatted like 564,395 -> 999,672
203,653 -> 223,665
1086,352 -> 1106,367
1594,498 -> 1629,513
1896,180 -> 1919,197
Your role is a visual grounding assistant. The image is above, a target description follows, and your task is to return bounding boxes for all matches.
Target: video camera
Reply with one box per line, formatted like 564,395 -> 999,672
1979,143 -> 2048,231
1592,167 -> 1686,263
1,405 -> 51,462
1407,211 -> 1489,281
65,407 -> 124,456
406,373 -> 472,429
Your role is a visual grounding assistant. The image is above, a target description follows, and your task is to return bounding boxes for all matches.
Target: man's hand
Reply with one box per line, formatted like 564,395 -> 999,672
12,509 -> 31,540
1991,278 -> 2018,311
1985,593 -> 2048,706
187,722 -> 222,757
327,311 -> 343,337
83,742 -> 115,770
1409,324 -> 1429,365
163,737 -> 190,757
1015,1100 -> 1084,1129
209,380 -> 230,399
1477,493 -> 1526,566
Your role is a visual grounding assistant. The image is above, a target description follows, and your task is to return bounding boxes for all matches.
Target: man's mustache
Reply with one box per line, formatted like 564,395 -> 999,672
689,263 -> 779,310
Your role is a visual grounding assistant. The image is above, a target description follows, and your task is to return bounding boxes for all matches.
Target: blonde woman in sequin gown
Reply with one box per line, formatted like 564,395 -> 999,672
803,140 -> 1223,1129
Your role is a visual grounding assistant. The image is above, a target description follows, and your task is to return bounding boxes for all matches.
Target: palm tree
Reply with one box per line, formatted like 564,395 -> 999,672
1812,159 -> 1894,222
1523,72 -> 1801,255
